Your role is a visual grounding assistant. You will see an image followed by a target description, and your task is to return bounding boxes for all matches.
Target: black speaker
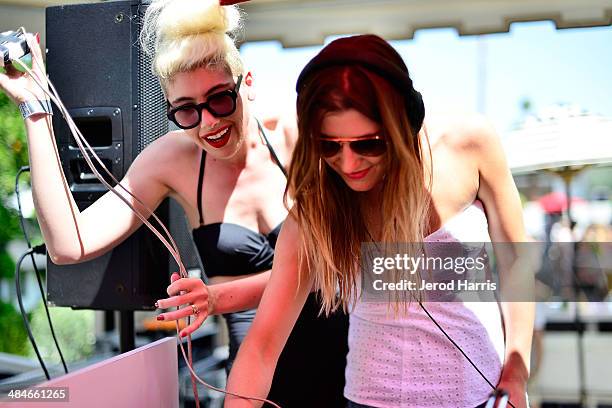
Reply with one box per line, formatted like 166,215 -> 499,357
45,0 -> 203,311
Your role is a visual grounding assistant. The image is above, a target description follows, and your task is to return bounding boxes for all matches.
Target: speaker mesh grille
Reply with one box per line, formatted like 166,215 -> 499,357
136,4 -> 168,153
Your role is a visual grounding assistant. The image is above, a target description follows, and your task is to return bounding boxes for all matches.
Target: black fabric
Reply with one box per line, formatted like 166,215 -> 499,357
268,292 -> 349,408
193,221 -> 282,278
196,147 -> 206,226
221,299 -> 349,408
296,34 -> 425,136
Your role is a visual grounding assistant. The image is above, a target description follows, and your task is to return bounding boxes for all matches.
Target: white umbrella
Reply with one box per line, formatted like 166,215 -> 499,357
503,108 -> 612,175
502,108 -> 612,222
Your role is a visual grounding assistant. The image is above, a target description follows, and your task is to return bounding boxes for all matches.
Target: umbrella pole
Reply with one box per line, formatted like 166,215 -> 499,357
556,165 -> 591,225
560,169 -> 575,226
558,167 -> 586,407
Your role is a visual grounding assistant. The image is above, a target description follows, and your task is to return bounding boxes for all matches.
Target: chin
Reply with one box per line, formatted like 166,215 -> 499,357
203,134 -> 243,159
343,178 -> 379,193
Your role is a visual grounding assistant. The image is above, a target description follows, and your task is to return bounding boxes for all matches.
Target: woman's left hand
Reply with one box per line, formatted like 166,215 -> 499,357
497,377 -> 528,408
155,273 -> 214,338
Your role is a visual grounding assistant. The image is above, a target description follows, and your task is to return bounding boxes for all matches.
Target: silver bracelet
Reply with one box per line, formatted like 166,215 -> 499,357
18,99 -> 53,119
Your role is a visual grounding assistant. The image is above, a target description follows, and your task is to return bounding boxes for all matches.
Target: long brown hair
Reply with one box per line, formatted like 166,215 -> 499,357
286,65 -> 432,314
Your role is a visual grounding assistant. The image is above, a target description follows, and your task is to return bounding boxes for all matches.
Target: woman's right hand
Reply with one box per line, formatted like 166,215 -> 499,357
155,273 -> 215,338
0,33 -> 49,105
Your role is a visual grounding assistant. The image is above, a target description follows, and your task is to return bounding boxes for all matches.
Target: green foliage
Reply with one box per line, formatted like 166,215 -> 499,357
0,301 -> 29,356
0,88 -> 42,357
0,300 -> 96,361
0,200 -> 20,282
0,251 -> 15,280
27,302 -> 96,363
0,91 -> 29,197
0,90 -> 30,252
0,198 -> 21,243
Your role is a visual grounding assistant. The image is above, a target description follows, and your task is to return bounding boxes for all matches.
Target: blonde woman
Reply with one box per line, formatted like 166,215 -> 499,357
226,35 -> 534,408
0,0 -> 348,405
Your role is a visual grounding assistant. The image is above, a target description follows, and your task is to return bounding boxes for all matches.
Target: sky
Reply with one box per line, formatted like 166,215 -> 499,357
240,21 -> 612,133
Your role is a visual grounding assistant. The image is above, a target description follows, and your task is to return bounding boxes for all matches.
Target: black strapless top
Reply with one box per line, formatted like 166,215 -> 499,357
192,121 -> 287,278
193,221 -> 283,277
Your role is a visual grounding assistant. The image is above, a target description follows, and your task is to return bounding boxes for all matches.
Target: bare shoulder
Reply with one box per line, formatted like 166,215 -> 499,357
274,211 -> 313,288
274,211 -> 302,263
143,129 -> 195,157
427,113 -> 497,150
278,209 -> 300,242
134,130 -> 195,166
127,130 -> 197,185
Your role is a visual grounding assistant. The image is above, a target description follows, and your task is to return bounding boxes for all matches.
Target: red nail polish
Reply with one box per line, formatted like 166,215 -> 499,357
156,315 -> 164,321
35,33 -> 40,44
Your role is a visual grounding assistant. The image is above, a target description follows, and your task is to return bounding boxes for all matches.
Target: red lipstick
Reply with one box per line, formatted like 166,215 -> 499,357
345,168 -> 371,180
201,125 -> 231,148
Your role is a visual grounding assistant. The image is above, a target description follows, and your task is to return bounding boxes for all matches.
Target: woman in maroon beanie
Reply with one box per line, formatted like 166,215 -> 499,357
225,34 -> 533,408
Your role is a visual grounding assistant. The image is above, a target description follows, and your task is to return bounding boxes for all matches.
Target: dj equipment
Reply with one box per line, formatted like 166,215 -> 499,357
0,28 -> 29,69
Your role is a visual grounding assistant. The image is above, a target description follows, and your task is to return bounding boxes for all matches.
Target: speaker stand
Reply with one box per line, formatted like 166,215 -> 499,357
119,311 -> 135,353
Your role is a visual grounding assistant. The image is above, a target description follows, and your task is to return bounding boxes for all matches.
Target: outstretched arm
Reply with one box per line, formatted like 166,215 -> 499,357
0,37 -> 172,264
474,118 -> 534,408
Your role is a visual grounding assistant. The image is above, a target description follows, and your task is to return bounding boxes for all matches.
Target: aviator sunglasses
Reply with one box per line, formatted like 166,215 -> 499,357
319,135 -> 387,158
167,74 -> 243,130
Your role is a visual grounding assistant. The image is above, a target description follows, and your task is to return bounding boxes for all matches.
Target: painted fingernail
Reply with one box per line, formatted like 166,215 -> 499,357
179,332 -> 185,338
156,315 -> 164,321
154,301 -> 159,308
35,33 -> 40,44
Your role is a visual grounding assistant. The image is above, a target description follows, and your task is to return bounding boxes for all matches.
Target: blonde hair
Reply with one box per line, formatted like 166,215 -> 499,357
288,66 -> 432,315
141,0 -> 244,89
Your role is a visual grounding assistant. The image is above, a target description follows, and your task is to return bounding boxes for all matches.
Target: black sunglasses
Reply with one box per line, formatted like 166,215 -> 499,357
167,74 -> 243,130
319,135 -> 387,157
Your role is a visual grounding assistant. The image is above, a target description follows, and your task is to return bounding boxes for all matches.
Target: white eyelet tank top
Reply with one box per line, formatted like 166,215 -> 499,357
345,200 -> 505,408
